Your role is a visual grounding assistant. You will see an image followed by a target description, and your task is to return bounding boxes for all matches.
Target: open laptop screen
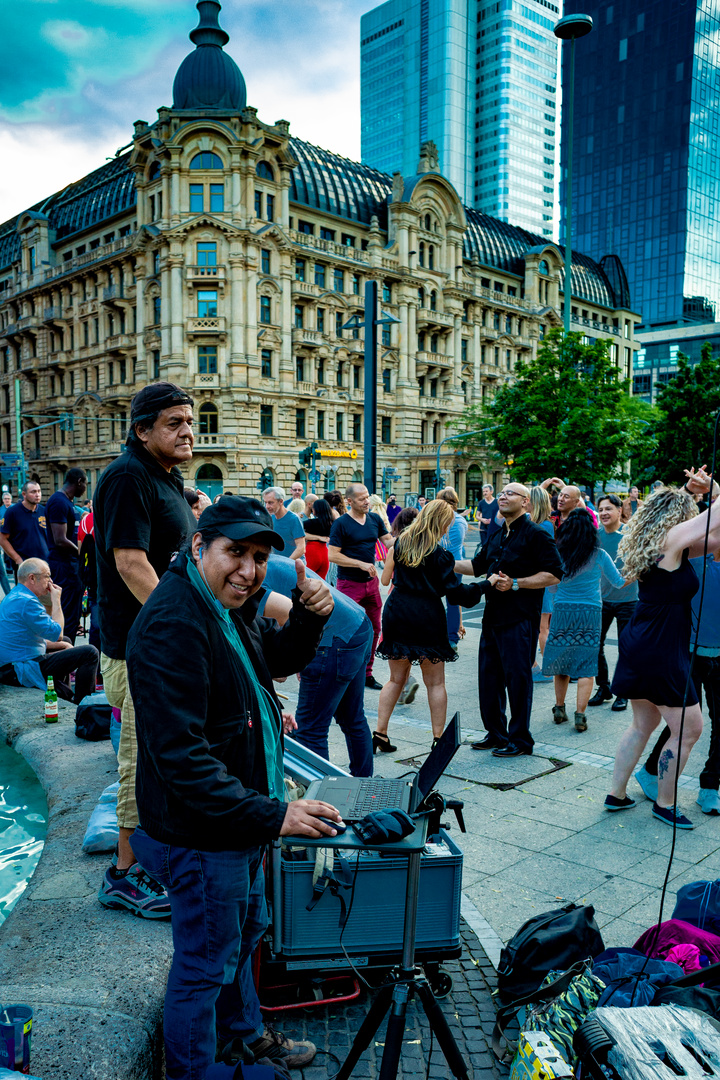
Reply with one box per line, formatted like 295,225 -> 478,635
416,712 -> 460,804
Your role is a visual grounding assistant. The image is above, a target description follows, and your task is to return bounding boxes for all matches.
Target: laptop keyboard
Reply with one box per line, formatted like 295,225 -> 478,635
348,780 -> 412,816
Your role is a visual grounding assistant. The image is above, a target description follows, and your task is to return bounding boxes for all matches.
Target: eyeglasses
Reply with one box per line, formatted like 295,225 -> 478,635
499,489 -> 524,498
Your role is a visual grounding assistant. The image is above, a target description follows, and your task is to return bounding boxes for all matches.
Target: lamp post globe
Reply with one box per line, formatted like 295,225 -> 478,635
554,13 -> 593,337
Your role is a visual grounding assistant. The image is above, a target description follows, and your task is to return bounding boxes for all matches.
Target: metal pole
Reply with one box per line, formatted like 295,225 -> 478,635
14,378 -> 25,489
563,35 -> 576,338
363,280 -> 378,493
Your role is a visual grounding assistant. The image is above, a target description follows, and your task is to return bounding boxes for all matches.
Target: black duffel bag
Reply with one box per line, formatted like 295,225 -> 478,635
75,700 -> 113,741
497,902 -> 605,1004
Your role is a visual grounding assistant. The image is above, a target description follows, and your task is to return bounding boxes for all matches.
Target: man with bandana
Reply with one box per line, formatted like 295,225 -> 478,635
94,382 -> 196,917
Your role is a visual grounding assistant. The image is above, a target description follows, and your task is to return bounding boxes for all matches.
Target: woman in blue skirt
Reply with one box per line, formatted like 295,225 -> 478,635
542,508 -> 625,731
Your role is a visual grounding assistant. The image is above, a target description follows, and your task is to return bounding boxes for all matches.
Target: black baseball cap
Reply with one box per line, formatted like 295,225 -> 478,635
197,496 -> 284,549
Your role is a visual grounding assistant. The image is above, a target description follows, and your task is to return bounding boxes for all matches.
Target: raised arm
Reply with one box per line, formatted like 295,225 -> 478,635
665,468 -> 720,560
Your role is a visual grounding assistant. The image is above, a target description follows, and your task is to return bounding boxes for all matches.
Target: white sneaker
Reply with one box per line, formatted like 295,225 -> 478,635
697,789 -> 720,815
398,676 -> 419,705
634,766 -> 658,803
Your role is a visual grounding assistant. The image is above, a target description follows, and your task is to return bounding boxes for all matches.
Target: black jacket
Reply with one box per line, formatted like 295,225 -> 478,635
126,556 -> 329,851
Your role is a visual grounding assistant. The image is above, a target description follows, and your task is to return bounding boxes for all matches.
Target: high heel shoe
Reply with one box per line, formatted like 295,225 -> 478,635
372,731 -> 397,754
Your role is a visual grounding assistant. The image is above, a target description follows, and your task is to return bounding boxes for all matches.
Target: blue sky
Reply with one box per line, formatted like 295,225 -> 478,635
0,0 -> 380,222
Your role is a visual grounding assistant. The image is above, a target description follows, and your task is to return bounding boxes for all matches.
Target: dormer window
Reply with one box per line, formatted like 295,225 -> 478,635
256,161 -> 275,180
539,259 -> 549,275
148,161 -> 161,180
191,152 -> 223,170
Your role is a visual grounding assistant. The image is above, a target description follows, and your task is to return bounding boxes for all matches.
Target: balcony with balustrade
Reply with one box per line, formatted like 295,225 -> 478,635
187,316 -> 226,335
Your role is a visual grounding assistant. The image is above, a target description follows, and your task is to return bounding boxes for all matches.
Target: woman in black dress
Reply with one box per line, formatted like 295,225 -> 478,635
606,467 -> 720,828
375,500 -> 492,750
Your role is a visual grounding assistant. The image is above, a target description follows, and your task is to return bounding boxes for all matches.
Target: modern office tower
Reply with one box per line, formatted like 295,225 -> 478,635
360,0 -> 560,237
561,0 -> 720,348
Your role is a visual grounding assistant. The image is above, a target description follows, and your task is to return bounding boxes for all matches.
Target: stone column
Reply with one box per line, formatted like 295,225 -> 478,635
408,303 -> 417,385
279,268 -> 292,391
229,254 -> 246,386
135,272 -> 145,377
244,258 -> 257,367
170,258 -> 184,365
453,314 -> 462,390
231,168 -> 242,226
473,319 -> 482,399
398,301 -> 409,383
170,163 -> 181,226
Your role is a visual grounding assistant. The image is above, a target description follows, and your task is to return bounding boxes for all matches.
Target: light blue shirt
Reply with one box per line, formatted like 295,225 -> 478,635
257,553 -> 367,647
554,548 -> 625,608
0,583 -> 62,690
690,554 -> 720,656
442,512 -> 468,560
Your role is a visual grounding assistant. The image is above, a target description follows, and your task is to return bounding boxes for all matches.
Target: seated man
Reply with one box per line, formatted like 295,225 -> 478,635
0,558 -> 98,702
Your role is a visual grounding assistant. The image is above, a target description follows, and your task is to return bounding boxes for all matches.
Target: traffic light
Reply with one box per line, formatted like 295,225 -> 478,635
298,442 -> 318,468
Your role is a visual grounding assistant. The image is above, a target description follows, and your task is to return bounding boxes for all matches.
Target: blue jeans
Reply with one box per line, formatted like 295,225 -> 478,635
294,620 -> 374,777
130,829 -> 267,1080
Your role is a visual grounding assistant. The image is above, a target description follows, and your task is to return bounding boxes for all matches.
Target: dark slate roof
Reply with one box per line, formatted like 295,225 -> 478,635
0,154 -> 136,271
0,137 -> 624,309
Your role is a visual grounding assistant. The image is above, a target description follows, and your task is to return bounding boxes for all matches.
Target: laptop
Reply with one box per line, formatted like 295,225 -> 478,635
308,713 -> 461,821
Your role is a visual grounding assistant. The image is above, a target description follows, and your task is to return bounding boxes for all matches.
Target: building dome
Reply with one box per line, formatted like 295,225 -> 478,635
172,1 -> 247,112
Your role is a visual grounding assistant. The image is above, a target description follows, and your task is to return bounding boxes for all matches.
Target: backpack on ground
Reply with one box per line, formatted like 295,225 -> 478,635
75,694 -> 112,741
497,902 -> 604,1004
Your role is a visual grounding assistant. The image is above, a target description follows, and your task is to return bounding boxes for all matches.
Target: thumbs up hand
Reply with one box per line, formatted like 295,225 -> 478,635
295,559 -> 334,617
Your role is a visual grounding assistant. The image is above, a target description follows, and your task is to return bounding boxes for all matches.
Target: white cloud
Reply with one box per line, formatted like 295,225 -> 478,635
0,124 -> 127,222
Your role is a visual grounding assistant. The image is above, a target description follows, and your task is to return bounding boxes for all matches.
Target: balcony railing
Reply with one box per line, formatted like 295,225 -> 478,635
187,316 -> 226,335
186,265 -> 226,285
291,280 -> 318,297
292,328 -> 323,347
195,373 -> 219,388
417,308 -> 454,328
416,351 -> 452,368
103,285 -> 124,302
44,236 -> 131,282
42,306 -> 63,322
106,333 -> 133,351
195,434 -> 227,448
296,381 -> 315,396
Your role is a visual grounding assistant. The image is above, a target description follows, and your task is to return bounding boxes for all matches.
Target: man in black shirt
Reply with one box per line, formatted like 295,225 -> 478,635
94,382 -> 196,918
45,467 -> 87,643
328,483 -> 393,689
456,483 -> 562,756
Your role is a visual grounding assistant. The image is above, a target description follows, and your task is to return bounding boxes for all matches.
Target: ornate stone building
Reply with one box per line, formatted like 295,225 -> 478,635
0,1 -> 639,506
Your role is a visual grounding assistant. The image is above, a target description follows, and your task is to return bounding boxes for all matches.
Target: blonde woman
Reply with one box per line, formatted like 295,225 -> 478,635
375,500 -> 492,750
530,486 -> 556,680
287,498 -> 306,517
606,467 -> 720,828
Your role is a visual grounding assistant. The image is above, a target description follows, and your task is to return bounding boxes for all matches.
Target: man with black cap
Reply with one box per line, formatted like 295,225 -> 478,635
127,496 -> 339,1077
94,382 -> 196,917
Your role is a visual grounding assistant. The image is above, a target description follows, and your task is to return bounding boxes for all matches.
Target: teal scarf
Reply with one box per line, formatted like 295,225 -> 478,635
185,555 -> 285,802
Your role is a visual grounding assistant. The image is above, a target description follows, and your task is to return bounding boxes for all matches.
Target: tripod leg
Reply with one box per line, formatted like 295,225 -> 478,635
417,979 -> 470,1080
336,984 -> 393,1080
379,983 -> 410,1080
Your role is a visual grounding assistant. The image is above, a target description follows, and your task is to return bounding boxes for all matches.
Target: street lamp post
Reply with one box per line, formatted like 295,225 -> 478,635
554,13 -> 593,338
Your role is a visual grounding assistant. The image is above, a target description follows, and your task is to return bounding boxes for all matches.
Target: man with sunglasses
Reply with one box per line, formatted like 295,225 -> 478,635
456,484 -> 563,756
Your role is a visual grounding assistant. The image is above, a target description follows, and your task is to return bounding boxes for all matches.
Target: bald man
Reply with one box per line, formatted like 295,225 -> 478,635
456,483 -> 563,756
541,478 -> 598,531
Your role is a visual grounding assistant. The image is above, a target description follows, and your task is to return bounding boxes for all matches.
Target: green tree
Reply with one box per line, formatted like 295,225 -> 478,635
638,344 -> 720,485
451,329 -> 650,491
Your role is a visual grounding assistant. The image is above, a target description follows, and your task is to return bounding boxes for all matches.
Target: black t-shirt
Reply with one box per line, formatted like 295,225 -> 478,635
94,441 -> 196,660
471,514 -> 563,626
45,490 -> 78,562
328,512 -> 386,582
1,501 -> 49,562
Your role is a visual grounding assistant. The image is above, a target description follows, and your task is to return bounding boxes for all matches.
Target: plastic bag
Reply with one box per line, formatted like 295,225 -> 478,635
81,781 -> 119,853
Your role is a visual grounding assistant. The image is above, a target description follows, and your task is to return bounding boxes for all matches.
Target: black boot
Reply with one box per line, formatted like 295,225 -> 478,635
588,685 -> 612,707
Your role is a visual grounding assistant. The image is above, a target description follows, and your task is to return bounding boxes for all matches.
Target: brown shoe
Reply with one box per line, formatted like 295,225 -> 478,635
574,711 -> 588,732
552,704 -> 568,725
248,1027 -> 317,1069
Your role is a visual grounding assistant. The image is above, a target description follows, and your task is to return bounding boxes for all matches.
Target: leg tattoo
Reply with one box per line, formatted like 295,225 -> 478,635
658,749 -> 674,780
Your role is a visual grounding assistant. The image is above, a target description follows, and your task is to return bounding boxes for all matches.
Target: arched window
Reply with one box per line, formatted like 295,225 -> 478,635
418,242 -> 425,267
538,259 -> 549,275
429,245 -> 435,270
430,290 -> 437,312
190,152 -> 223,170
199,402 -> 219,435
424,213 -> 431,230
256,161 -> 275,180
148,161 -> 161,180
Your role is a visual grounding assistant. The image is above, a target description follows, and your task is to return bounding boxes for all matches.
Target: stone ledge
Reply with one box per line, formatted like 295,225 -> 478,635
0,685 -> 170,1080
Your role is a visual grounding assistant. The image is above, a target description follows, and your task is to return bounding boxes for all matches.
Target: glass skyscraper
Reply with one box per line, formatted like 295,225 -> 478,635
360,0 -> 560,237
561,0 -> 720,328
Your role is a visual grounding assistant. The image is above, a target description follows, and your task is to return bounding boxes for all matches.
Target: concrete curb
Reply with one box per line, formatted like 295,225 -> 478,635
0,686 -> 170,1080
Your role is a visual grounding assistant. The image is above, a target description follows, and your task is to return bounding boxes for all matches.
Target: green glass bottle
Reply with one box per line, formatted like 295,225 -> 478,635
44,676 -> 58,723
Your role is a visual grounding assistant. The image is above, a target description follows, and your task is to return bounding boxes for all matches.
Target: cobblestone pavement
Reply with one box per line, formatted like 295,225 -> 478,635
273,927 -> 507,1079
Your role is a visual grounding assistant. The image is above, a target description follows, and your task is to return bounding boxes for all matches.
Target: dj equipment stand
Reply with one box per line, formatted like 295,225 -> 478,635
335,833 -> 469,1080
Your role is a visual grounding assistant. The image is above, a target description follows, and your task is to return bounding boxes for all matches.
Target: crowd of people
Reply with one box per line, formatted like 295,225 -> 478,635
1,378 -> 720,1079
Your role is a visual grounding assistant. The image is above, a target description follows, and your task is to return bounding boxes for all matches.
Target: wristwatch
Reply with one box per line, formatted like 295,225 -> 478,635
511,579 -> 520,591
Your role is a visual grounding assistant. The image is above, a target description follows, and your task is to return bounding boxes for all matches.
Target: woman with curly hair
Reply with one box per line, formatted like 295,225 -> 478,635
374,500 -> 491,750
542,509 -> 625,731
606,467 -> 720,828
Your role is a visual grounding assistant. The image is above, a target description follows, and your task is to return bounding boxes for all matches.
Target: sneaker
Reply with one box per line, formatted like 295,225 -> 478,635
652,802 -> 694,830
398,675 -> 419,705
98,865 -> 171,918
248,1027 -> 317,1069
604,794 -> 636,812
634,765 -> 658,803
697,789 -> 720,816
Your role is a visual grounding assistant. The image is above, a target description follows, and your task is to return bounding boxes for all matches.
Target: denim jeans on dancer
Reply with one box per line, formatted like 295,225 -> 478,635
294,620 -> 373,776
130,828 -> 267,1080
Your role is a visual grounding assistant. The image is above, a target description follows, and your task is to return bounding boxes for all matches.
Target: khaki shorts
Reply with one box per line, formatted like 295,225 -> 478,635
101,654 -> 139,831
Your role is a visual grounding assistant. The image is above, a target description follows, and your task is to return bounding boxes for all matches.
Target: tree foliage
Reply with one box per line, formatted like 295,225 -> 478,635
636,344 -> 720,485
451,329 -> 650,489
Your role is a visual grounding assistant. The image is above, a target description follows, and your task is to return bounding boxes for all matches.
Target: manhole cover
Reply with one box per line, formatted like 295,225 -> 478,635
398,750 -> 571,791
